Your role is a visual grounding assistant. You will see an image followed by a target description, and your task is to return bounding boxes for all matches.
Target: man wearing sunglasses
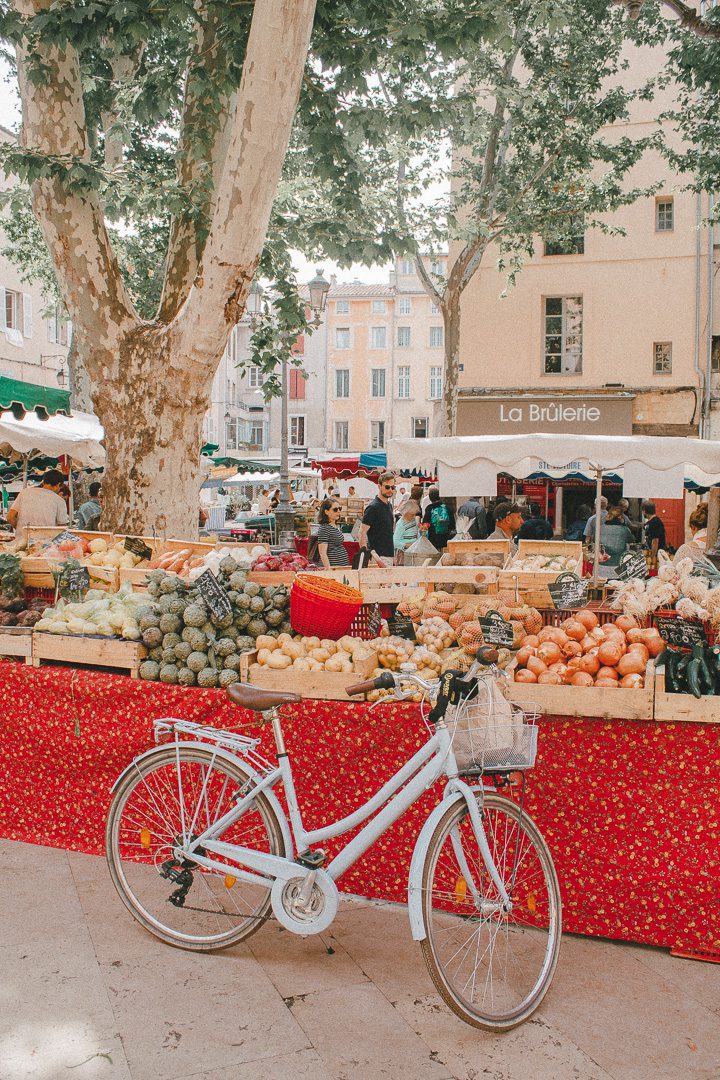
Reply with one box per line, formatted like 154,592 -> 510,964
358,471 -> 396,567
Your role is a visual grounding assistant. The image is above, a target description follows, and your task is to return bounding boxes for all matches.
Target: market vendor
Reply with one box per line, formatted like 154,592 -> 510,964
358,472 -> 396,566
486,501 -> 523,554
7,469 -> 69,535
597,505 -> 634,576
314,498 -> 350,568
75,482 -> 102,531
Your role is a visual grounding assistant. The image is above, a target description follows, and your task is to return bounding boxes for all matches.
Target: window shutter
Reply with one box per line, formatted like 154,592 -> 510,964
22,294 -> 32,338
0,289 -> 6,331
47,316 -> 57,343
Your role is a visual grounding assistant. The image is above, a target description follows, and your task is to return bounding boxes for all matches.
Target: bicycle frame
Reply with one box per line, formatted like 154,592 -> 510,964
174,708 -> 513,920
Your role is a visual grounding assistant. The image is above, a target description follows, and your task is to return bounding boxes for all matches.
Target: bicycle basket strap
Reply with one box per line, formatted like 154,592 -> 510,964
428,669 -> 479,725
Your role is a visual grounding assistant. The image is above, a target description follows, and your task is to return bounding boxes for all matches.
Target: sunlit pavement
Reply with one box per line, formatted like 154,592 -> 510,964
1,838 -> 718,1080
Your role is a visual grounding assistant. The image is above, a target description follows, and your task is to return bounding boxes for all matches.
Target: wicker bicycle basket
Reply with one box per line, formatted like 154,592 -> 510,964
290,575 -> 363,639
445,678 -> 539,773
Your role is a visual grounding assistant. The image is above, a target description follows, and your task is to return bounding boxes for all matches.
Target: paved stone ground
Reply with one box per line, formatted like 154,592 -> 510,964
1,838 -> 718,1080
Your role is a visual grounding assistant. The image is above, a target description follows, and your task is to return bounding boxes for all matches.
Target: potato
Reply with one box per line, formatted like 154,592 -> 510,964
311,648 -> 330,662
282,640 -> 305,660
321,639 -> 338,655
304,636 -> 321,650
277,633 -> 293,646
256,635 -> 278,652
307,658 -> 323,671
267,652 -> 292,669
293,658 -> 311,671
257,648 -> 273,665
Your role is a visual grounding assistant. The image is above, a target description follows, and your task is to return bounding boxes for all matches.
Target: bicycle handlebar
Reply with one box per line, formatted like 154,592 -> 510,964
346,671 -> 396,696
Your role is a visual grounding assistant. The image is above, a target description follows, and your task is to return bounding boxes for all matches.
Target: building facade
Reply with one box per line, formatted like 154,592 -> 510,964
0,126 -> 70,392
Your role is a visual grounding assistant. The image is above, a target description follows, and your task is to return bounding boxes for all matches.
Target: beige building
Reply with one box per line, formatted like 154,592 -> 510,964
326,256 -> 447,451
0,126 -> 70,392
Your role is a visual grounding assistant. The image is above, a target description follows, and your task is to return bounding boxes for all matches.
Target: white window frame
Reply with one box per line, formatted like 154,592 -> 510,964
397,365 -> 411,399
335,299 -> 350,314
429,326 -> 444,348
430,301 -> 440,315
371,299 -> 386,314
249,421 -> 265,447
371,368 -> 386,398
47,303 -> 69,346
412,417 -> 429,439
429,366 -> 443,399
543,295 -> 583,375
369,326 -> 387,350
370,420 -> 386,449
397,326 -> 411,348
398,297 -> 411,315
247,365 -> 264,389
226,417 -> 238,451
430,259 -> 444,276
334,420 -> 349,450
655,197 -> 674,233
335,327 -> 351,349
335,368 -> 350,399
653,341 -> 672,375
399,259 -> 414,275
289,415 -> 306,447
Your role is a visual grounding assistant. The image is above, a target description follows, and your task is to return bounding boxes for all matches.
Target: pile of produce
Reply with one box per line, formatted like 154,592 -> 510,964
508,553 -> 578,573
513,609 -> 665,688
253,633 -> 372,672
0,553 -> 48,626
438,551 -> 507,569
658,643 -> 720,698
613,556 -> 720,631
137,557 -> 292,686
34,585 -> 148,638
251,550 -> 315,573
84,538 -> 145,570
366,646 -> 513,702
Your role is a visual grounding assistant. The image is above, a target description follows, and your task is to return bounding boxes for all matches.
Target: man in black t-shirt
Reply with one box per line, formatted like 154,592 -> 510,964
359,472 -> 396,566
642,502 -> 666,558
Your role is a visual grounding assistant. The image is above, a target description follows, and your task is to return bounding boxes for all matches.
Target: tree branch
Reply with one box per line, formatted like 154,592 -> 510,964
620,0 -> 720,39
158,2 -> 238,322
177,0 -> 317,368
13,0 -> 138,369
414,253 -> 444,308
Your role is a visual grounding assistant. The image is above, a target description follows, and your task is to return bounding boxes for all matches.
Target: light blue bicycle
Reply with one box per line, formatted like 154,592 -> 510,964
106,645 -> 561,1031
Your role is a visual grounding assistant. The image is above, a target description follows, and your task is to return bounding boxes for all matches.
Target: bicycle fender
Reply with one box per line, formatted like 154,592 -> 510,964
109,741 -> 294,859
407,791 -> 466,941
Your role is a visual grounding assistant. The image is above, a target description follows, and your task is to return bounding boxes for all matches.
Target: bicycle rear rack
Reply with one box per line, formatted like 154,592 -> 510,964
154,719 -> 276,778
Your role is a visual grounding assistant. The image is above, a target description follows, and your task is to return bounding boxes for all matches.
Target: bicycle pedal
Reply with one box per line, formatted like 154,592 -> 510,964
296,848 -> 326,869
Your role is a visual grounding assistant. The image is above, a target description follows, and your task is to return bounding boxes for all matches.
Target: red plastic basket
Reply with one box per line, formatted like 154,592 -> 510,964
290,578 -> 362,639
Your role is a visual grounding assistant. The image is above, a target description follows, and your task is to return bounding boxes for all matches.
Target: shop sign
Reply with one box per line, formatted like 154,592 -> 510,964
456,395 -> 633,436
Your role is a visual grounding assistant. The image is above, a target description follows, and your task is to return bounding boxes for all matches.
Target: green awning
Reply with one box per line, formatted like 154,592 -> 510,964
201,442 -> 220,456
0,376 -> 72,420
211,456 -> 280,471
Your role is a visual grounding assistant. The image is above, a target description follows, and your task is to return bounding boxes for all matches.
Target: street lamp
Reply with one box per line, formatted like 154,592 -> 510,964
246,280 -> 264,330
56,366 -> 67,389
274,268 -> 331,547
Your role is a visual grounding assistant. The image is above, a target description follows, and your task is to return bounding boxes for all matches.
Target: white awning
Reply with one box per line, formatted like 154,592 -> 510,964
0,410 -> 105,468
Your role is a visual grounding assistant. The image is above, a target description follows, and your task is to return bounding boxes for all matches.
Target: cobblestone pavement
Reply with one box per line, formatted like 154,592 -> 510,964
1,839 -> 718,1080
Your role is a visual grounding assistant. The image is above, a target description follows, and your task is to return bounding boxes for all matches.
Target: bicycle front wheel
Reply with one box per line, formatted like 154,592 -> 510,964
106,746 -> 286,951
420,792 -> 561,1032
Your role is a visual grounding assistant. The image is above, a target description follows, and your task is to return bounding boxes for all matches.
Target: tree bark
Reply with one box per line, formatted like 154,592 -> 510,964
440,289 -> 461,437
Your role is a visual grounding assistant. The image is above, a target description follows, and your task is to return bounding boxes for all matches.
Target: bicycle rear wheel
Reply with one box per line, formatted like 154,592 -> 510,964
420,792 -> 561,1031
106,746 -> 286,951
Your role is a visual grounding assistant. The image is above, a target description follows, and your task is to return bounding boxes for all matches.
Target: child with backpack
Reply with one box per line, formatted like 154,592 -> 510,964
422,488 -> 455,551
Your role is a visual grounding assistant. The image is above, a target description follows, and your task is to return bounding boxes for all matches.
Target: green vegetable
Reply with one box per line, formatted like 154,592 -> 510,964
139,660 -> 160,681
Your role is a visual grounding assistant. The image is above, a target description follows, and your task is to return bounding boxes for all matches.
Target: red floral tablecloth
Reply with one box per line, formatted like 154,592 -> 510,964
0,661 -> 717,956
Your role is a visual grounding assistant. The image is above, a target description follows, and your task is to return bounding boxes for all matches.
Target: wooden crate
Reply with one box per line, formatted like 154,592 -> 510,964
21,556 -> 119,593
32,633 -> 147,678
240,649 -> 375,701
24,527 -> 115,553
499,539 -> 583,598
653,668 -> 720,724
446,539 -> 512,560
248,568 -> 362,589
359,565 -> 498,604
0,626 -> 33,664
508,661 -> 655,721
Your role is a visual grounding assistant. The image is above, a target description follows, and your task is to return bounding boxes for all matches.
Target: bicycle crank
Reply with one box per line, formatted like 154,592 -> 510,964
271,868 -> 338,935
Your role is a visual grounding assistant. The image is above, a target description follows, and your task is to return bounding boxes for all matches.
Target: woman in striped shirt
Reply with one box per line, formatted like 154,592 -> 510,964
314,499 -> 350,568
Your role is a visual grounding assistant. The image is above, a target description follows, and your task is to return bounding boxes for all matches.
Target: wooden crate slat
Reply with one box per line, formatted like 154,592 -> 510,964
241,648 -> 374,701
32,632 -> 147,678
0,628 -> 33,664
508,661 -> 654,721
653,668 -> 720,724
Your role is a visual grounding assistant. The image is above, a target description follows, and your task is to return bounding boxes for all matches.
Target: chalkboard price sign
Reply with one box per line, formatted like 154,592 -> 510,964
548,572 -> 589,610
478,611 -> 515,648
616,550 -> 649,582
654,616 -> 707,649
124,536 -> 153,561
67,564 -> 90,593
388,613 -> 417,642
196,569 -> 232,620
367,604 -> 382,639
51,530 -> 83,547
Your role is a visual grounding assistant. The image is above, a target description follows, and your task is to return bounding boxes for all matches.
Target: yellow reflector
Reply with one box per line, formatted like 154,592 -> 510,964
527,893 -> 537,915
454,876 -> 467,902
139,828 -> 151,849
224,874 -> 236,889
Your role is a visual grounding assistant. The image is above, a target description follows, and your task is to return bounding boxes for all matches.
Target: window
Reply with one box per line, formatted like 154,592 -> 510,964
430,259 -> 444,276
1,288 -> 31,337
399,259 -> 414,275
47,303 -> 69,345
370,420 -> 386,449
372,299 -> 386,313
371,368 -> 386,397
413,417 -> 429,439
712,336 -> 720,374
335,368 -> 350,398
290,416 -> 306,447
543,296 -> 583,374
398,297 -> 411,315
397,326 -> 411,348
334,421 -> 349,450
653,342 -> 672,374
398,365 -> 411,398
247,366 -> 264,388
429,366 -> 443,399
289,367 -> 306,399
226,418 -> 237,451
231,381 -> 236,404
430,302 -> 440,315
544,217 -> 585,256
336,299 -> 349,314
429,326 -> 444,348
249,422 -> 265,447
370,326 -> 386,349
656,197 -> 674,232
336,327 -> 351,349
